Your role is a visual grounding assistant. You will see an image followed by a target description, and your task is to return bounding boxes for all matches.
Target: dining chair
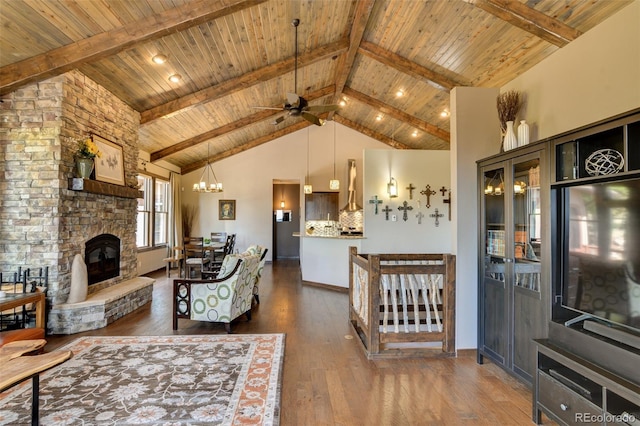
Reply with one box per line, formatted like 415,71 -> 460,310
208,235 -> 234,275
211,232 -> 228,262
228,233 -> 237,254
183,237 -> 210,278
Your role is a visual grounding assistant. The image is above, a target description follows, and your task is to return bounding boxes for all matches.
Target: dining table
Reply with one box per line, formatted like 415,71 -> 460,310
173,242 -> 226,277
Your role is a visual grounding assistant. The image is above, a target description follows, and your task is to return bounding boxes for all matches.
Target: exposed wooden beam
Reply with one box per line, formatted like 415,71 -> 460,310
0,0 -> 267,95
342,87 -> 450,143
465,0 -> 582,47
333,115 -> 411,150
358,41 -> 463,91
180,121 -> 311,174
329,0 -> 376,117
140,39 -> 348,124
151,86 -> 335,162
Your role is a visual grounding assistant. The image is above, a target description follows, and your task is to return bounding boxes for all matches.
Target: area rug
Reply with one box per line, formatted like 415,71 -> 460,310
0,334 -> 284,425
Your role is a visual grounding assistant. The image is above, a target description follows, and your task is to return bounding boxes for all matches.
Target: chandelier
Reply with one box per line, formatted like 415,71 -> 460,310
193,144 -> 223,193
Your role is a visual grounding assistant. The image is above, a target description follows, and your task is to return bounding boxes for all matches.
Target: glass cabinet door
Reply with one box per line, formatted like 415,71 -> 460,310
481,166 -> 508,361
512,158 -> 541,292
483,166 -> 507,281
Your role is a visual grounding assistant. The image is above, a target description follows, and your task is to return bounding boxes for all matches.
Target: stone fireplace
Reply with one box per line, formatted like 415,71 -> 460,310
0,70 -> 151,334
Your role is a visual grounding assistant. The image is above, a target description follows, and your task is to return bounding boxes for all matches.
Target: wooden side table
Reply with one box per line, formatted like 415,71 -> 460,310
0,340 -> 72,426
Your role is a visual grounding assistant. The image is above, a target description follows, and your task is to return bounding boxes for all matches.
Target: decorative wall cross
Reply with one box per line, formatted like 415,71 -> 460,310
443,189 -> 452,221
420,185 -> 436,208
382,205 -> 392,221
406,183 -> 416,199
440,186 -> 448,196
368,195 -> 383,214
416,211 -> 424,224
430,208 -> 444,227
397,201 -> 413,221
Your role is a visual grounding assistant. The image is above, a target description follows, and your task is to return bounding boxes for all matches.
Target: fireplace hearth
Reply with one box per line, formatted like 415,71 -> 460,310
85,234 -> 120,285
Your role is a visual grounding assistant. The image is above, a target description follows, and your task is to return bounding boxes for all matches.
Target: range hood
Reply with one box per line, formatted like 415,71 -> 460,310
341,159 -> 363,212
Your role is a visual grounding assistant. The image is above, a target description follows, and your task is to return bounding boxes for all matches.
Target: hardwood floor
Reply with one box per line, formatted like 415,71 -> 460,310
45,260 -> 555,425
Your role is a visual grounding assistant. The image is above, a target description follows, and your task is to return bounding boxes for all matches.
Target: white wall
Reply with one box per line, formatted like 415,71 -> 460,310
362,150 -> 452,254
502,0 -> 640,140
451,87 -> 500,350
181,122 -> 389,261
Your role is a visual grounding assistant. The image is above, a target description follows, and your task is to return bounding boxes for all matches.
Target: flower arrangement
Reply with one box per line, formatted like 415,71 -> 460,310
75,137 -> 101,159
496,90 -> 522,134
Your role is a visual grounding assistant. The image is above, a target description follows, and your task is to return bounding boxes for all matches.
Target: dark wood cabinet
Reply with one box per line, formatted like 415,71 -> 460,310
477,144 -> 551,385
534,336 -> 640,425
305,192 -> 339,221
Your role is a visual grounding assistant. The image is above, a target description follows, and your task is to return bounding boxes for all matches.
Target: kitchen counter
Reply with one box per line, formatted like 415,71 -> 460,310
304,234 -> 365,239
301,236 -> 362,288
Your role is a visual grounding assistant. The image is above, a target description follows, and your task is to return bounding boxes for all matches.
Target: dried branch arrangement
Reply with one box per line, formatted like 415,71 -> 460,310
496,90 -> 522,133
181,204 -> 198,238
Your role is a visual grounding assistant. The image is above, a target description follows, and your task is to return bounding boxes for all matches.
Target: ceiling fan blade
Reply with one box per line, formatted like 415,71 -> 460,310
272,116 -> 286,125
286,93 -> 300,106
304,105 -> 340,113
252,106 -> 284,111
301,112 -> 325,126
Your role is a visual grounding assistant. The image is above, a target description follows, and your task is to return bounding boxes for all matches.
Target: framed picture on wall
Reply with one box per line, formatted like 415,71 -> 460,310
93,134 -> 125,186
219,199 -> 236,220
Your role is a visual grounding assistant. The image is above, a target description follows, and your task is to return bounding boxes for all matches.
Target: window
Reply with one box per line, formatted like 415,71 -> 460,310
136,174 -> 169,249
154,179 -> 169,245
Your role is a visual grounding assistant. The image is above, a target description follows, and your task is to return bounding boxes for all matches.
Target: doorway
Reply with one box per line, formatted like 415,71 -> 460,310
272,182 -> 300,260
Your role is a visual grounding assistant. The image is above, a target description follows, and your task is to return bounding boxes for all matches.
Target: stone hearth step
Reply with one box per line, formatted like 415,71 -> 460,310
48,277 -> 154,335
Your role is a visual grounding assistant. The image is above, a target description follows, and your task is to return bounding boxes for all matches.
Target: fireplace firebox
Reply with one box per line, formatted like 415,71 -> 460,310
85,234 -> 120,285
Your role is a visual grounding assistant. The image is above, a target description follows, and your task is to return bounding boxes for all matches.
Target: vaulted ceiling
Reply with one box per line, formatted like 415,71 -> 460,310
0,0 -> 631,174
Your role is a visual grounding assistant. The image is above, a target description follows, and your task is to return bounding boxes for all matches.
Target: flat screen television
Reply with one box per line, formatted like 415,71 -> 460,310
560,176 -> 640,331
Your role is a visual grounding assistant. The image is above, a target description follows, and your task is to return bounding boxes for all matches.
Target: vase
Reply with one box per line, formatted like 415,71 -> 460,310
76,157 -> 94,179
503,121 -> 518,151
517,120 -> 530,147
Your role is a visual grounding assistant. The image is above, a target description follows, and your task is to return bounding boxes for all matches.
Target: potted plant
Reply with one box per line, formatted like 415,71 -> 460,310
74,137 -> 101,179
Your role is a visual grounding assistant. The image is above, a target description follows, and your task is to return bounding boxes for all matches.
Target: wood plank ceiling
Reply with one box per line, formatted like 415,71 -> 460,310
0,0 -> 631,174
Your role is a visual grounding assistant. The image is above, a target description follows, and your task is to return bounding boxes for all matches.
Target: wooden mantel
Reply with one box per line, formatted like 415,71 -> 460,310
68,178 -> 143,199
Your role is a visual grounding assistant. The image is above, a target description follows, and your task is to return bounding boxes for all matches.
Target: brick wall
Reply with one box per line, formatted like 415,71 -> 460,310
0,70 -> 141,306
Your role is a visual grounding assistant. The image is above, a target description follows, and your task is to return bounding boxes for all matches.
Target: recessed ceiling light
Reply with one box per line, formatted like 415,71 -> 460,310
152,54 -> 167,64
440,109 -> 450,118
339,99 -> 347,107
396,90 -> 404,97
412,130 -> 418,137
376,114 -> 383,121
168,74 -> 182,83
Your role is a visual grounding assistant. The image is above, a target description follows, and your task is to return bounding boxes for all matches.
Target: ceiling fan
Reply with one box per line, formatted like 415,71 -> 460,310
253,19 -> 339,126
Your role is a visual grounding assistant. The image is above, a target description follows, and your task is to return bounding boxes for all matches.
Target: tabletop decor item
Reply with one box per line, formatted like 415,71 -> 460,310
585,148 -> 624,176
497,90 -> 522,152
74,137 -> 101,179
517,120 -> 530,146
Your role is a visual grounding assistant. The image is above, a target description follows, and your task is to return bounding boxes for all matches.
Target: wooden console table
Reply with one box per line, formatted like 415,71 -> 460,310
0,340 -> 72,426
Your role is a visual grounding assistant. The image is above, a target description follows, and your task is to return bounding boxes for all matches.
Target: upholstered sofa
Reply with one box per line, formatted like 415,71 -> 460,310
172,252 -> 260,333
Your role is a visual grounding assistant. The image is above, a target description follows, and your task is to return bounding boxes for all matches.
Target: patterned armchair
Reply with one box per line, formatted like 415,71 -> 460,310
173,253 -> 260,333
245,245 -> 268,304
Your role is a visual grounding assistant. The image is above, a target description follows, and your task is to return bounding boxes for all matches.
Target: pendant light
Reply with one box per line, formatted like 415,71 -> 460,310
304,128 -> 313,194
193,144 -> 223,193
280,186 -> 286,208
329,122 -> 340,190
